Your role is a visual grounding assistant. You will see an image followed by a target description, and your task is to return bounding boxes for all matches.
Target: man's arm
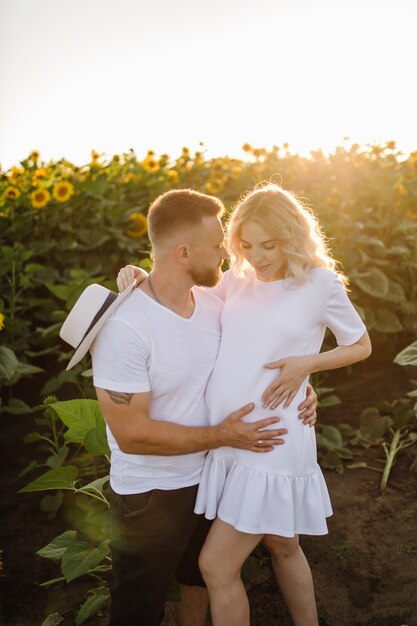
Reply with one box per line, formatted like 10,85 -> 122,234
95,387 -> 287,455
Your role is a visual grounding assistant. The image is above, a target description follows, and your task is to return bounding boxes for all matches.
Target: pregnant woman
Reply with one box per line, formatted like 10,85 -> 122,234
193,183 -> 371,626
117,183 -> 371,626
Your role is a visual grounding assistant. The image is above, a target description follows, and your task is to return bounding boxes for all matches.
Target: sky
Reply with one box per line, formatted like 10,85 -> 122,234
0,0 -> 416,169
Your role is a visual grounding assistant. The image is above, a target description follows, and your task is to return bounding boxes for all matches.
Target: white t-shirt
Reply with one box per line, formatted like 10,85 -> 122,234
92,287 -> 222,494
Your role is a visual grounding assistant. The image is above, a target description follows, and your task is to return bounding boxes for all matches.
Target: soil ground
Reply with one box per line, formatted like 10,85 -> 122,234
1,349 -> 416,626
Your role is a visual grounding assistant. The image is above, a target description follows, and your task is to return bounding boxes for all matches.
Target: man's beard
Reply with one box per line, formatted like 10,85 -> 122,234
188,263 -> 222,287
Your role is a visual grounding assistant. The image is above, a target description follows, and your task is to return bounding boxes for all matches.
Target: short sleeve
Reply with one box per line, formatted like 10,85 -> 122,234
92,318 -> 151,393
323,275 -> 366,346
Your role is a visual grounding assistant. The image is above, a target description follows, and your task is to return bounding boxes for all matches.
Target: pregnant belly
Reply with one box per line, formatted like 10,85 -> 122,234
206,364 -> 317,475
206,359 -> 308,427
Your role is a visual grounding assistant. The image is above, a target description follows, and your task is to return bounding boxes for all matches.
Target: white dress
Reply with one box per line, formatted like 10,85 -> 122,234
194,267 -> 366,536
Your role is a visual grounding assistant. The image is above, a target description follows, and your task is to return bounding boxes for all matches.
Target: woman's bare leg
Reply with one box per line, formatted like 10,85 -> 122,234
198,518 -> 262,626
263,534 -> 318,626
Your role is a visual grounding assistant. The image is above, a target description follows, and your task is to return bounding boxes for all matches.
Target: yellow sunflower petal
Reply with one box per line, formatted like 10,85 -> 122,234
4,186 -> 21,201
31,188 -> 51,209
53,181 -> 74,203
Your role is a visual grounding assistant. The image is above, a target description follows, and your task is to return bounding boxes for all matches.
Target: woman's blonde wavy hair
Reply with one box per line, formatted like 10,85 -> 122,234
227,183 -> 347,287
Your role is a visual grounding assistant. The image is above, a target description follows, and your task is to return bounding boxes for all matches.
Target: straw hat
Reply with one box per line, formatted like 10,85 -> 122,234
59,281 -> 137,370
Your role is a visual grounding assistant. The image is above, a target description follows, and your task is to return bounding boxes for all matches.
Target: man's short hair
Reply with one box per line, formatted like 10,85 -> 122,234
148,189 -> 225,245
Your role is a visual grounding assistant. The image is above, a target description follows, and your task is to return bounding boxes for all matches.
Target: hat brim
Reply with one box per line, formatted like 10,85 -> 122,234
66,281 -> 137,370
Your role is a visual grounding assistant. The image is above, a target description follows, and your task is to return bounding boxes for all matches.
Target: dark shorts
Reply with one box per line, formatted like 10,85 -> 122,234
109,484 -> 212,626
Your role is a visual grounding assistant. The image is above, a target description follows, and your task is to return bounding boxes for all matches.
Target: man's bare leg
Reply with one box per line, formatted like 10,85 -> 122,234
175,584 -> 209,626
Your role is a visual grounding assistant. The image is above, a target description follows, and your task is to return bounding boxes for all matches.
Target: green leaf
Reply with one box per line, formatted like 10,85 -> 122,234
75,587 -> 110,625
359,408 -> 391,438
85,507 -> 110,530
374,400 -> 395,413
18,459 -> 39,478
82,475 -> 110,494
40,491 -> 64,517
353,267 -> 390,299
84,424 -> 111,457
46,446 -> 70,469
373,308 -> 403,333
0,398 -> 33,415
50,400 -> 103,444
14,362 -> 44,376
385,245 -> 410,256
61,539 -> 110,582
39,322 -> 63,338
78,229 -> 111,249
319,450 -> 344,473
316,386 -> 336,395
46,284 -> 76,301
384,280 -> 406,304
355,235 -> 385,249
0,346 -> 18,381
37,530 -> 77,560
316,425 -> 343,450
318,395 -> 341,408
392,402 -> 414,429
41,613 -> 64,626
41,369 -> 79,396
394,340 -> 417,367
19,465 -> 79,493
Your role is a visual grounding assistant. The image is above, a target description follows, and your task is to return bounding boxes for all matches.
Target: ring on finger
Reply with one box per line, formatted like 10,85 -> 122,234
257,440 -> 263,447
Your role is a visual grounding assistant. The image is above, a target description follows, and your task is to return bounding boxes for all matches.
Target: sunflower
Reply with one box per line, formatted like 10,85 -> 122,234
127,212 -> 148,238
30,150 -> 40,161
31,188 -> 51,209
91,150 -> 103,166
10,166 -> 24,178
4,186 -> 20,201
34,168 -> 47,179
53,181 -> 74,203
0,313 -> 5,331
205,178 -> 224,195
167,170 -> 179,182
142,158 -> 160,173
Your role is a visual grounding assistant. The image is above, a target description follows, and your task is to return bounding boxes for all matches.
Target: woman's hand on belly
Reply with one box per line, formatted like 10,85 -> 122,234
262,355 -> 315,409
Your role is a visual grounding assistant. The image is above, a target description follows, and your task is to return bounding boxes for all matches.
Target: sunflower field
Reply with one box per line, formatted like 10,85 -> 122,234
1,143 -> 416,381
1,142 -> 417,626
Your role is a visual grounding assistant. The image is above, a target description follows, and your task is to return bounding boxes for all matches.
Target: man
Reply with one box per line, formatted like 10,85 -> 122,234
92,189 -> 317,626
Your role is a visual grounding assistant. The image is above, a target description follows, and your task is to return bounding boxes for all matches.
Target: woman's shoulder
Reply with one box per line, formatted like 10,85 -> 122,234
308,265 -> 340,284
304,266 -> 344,298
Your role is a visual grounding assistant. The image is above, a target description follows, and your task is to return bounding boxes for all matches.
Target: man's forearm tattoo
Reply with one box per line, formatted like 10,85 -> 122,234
105,390 -> 133,405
